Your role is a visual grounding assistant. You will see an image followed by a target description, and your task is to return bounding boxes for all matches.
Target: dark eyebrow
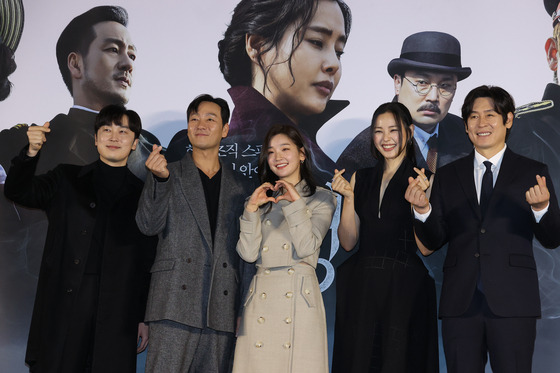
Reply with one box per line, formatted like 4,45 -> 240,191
307,26 -> 347,44
104,38 -> 137,52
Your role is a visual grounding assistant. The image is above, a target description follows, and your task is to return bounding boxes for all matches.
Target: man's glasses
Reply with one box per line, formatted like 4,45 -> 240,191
403,76 -> 456,98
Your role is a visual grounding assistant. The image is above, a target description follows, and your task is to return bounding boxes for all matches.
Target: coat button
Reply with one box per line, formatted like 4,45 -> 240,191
474,253 -> 480,258
287,268 -> 295,275
81,230 -> 87,235
283,342 -> 291,349
73,259 -> 80,265
264,269 -> 271,275
260,292 -> 267,299
480,228 -> 486,234
265,219 -> 271,226
304,289 -> 311,295
262,246 -> 269,252
66,288 -> 73,293
284,317 -> 292,324
181,285 -> 187,290
223,262 -> 228,268
257,317 -> 265,324
285,292 -> 293,298
187,258 -> 192,263
283,243 -> 289,250
249,288 -> 254,294
89,202 -> 96,208
223,290 -> 228,295
255,341 -> 263,348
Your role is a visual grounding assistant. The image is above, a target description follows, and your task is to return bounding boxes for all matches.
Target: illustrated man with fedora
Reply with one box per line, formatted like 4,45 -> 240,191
505,0 -> 560,371
337,31 -> 473,176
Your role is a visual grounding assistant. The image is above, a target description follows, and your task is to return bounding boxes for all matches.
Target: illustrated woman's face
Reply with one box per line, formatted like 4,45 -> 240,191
372,112 -> 407,162
253,0 -> 347,124
267,133 -> 305,185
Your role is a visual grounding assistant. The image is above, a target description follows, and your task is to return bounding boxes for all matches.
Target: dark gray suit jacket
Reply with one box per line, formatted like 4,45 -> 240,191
136,153 -> 251,333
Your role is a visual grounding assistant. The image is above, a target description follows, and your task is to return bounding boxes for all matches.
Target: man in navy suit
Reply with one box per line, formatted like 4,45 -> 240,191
406,85 -> 560,373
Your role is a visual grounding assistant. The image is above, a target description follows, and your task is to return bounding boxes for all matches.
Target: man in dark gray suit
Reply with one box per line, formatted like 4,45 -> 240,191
136,94 -> 251,373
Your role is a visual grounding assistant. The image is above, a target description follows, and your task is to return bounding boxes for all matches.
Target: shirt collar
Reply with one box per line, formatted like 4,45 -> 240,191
414,123 -> 440,150
474,144 -> 507,170
72,105 -> 99,114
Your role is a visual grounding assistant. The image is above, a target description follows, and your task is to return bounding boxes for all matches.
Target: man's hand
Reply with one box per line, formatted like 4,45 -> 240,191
526,175 -> 550,211
26,122 -> 50,157
137,322 -> 149,353
145,144 -> 169,179
405,177 -> 430,214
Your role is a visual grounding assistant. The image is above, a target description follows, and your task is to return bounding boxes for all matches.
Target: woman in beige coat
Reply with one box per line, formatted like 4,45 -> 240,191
233,124 -> 336,373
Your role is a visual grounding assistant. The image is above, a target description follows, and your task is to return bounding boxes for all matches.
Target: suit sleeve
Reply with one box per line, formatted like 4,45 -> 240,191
282,189 -> 337,259
413,172 -> 449,251
237,203 -> 263,263
4,148 -> 60,210
533,164 -> 560,248
135,171 -> 171,236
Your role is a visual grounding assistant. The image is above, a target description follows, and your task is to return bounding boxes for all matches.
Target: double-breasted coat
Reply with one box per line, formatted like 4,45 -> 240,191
4,151 -> 156,373
233,182 -> 336,373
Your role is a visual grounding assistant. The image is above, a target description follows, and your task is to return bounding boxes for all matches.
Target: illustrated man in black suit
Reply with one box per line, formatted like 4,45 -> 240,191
406,85 -> 560,373
337,31 -> 472,176
0,6 -> 157,371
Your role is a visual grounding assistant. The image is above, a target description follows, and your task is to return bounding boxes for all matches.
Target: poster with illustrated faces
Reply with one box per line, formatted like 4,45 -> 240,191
1,1 -> 559,372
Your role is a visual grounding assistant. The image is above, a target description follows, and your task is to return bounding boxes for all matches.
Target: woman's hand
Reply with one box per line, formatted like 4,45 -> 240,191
413,167 -> 430,191
331,169 -> 353,199
246,182 -> 276,212
274,179 -> 301,203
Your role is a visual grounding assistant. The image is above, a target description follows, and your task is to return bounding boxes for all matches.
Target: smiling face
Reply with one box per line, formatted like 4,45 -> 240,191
252,0 -> 347,124
465,97 -> 513,159
373,112 -> 408,163
76,21 -> 136,110
187,101 -> 229,151
394,70 -> 457,132
95,114 -> 138,167
267,133 -> 306,185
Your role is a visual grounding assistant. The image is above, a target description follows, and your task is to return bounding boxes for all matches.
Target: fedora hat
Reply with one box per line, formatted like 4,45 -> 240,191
0,0 -> 24,52
387,31 -> 471,81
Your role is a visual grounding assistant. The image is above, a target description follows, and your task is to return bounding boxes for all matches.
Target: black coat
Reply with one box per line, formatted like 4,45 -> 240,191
4,152 -> 156,373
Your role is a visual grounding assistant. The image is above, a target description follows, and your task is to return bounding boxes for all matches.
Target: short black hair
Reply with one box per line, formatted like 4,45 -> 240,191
94,104 -> 141,139
56,6 -> 128,95
461,85 -> 515,138
186,94 -> 230,125
370,102 -> 415,166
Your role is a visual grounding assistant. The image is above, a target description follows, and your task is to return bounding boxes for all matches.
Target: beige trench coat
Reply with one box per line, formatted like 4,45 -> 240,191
233,183 -> 336,373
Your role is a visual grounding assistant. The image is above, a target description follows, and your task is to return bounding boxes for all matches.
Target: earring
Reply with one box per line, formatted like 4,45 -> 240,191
301,160 -> 304,164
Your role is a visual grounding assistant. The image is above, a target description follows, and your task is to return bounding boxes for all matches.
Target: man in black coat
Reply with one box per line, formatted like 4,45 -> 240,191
4,105 -> 156,373
407,86 -> 560,373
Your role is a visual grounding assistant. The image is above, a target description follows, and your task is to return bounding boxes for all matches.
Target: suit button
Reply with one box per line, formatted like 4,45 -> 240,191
89,202 -> 96,208
474,253 -> 480,258
262,246 -> 269,252
223,290 -> 228,295
73,259 -> 80,265
480,228 -> 486,234
223,262 -> 228,268
187,258 -> 192,263
66,288 -> 73,293
181,285 -> 187,290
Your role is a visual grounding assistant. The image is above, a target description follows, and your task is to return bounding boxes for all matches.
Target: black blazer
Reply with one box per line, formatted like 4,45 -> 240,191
415,148 -> 560,318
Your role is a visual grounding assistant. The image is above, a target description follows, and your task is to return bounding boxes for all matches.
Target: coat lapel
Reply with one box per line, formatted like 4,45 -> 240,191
179,154 -> 213,249
453,152 -> 481,218
212,166 -> 238,258
488,148 -> 517,214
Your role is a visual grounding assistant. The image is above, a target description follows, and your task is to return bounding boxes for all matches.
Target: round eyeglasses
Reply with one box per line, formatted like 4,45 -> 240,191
404,76 -> 456,98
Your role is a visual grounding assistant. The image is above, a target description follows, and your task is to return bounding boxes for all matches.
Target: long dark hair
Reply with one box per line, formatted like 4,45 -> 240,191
370,102 -> 415,167
258,124 -> 317,197
218,0 -> 351,88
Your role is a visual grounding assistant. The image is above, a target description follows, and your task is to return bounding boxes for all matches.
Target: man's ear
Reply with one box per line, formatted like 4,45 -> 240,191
94,133 -> 98,147
393,74 -> 402,95
245,34 -> 263,63
221,122 -> 230,139
546,37 -> 558,72
68,52 -> 83,79
131,138 -> 139,151
505,112 -> 514,129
